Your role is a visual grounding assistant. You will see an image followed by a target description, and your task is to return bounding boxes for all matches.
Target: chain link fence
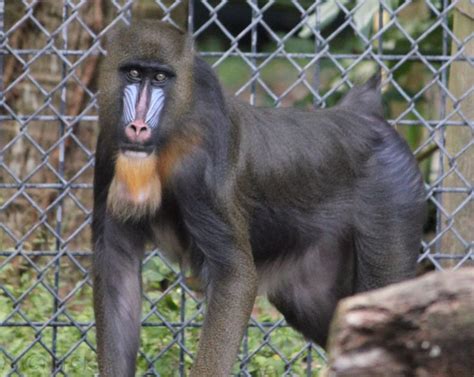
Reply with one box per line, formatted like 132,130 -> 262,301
0,0 -> 472,376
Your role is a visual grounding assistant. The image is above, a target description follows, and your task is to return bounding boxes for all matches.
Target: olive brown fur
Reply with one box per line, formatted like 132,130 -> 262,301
92,20 -> 426,377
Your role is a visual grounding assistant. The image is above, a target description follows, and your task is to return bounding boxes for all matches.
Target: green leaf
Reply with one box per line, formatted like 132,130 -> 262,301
299,0 -> 349,38
163,295 -> 179,311
353,0 -> 379,36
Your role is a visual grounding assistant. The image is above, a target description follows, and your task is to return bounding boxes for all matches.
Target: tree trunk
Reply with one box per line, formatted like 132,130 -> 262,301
325,268 -> 474,377
440,0 -> 474,268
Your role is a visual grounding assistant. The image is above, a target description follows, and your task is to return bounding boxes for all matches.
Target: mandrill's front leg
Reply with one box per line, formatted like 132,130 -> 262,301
92,214 -> 145,377
190,257 -> 258,376
183,204 -> 258,376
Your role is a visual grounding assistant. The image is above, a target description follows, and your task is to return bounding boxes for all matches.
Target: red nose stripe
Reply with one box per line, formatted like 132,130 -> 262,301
135,81 -> 150,120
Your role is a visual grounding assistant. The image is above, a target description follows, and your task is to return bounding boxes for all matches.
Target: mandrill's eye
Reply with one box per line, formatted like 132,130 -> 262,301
154,72 -> 167,82
127,69 -> 141,81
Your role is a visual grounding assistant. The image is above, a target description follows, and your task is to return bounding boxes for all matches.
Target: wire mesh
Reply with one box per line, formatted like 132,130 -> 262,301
0,0 -> 472,376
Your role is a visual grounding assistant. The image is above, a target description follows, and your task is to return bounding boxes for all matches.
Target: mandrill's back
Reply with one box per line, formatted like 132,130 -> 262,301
229,80 -> 426,278
230,78 -> 419,201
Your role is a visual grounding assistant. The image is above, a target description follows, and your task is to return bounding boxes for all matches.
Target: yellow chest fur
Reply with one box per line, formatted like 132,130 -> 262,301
106,134 -> 200,220
107,153 -> 162,220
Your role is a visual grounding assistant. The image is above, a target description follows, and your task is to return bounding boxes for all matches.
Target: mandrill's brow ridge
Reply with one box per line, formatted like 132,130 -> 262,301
119,60 -> 176,75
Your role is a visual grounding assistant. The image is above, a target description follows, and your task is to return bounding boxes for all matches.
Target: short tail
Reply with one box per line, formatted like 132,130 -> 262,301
339,74 -> 383,118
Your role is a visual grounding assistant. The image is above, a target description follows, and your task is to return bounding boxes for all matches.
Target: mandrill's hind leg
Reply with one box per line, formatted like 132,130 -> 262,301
264,238 -> 355,347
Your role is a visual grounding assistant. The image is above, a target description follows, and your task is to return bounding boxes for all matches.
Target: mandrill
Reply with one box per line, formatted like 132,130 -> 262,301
92,20 -> 426,377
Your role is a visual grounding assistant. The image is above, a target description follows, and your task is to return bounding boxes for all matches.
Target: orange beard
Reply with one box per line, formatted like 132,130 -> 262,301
106,133 -> 201,220
107,153 -> 162,220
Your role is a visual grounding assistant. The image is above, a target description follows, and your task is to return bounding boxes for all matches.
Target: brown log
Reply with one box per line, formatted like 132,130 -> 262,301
325,268 -> 474,377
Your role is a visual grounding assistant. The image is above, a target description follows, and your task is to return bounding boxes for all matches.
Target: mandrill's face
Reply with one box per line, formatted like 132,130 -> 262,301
117,60 -> 174,158
99,22 -> 197,220
99,20 -> 194,154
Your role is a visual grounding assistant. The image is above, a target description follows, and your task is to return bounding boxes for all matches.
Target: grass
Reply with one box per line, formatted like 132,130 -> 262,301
0,254 -> 325,376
